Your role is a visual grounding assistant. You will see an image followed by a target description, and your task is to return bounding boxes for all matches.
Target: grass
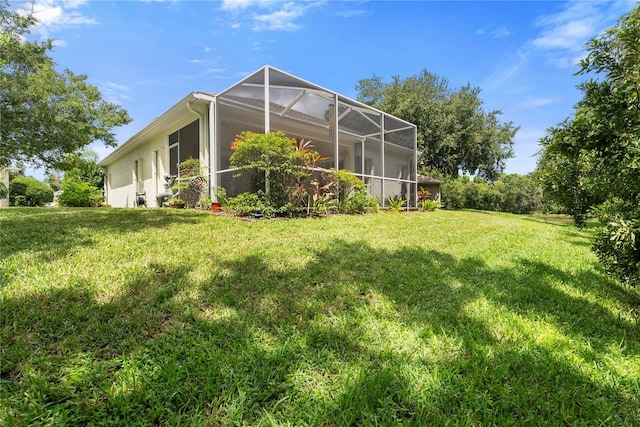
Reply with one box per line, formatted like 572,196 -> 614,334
1,208 -> 639,426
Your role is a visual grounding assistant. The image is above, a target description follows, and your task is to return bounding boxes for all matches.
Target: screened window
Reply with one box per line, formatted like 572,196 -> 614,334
168,119 -> 200,175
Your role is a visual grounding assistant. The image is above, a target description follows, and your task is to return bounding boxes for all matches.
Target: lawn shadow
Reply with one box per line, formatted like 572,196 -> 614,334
193,238 -> 640,424
2,236 -> 639,425
0,208 -> 208,262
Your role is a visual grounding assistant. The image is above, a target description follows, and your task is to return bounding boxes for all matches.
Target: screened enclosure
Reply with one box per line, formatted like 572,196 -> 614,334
213,66 -> 418,207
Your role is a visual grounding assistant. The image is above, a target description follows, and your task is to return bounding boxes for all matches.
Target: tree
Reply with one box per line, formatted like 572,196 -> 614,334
355,70 -> 518,180
0,1 -> 131,168
537,6 -> 640,287
56,150 -> 104,207
57,150 -> 104,190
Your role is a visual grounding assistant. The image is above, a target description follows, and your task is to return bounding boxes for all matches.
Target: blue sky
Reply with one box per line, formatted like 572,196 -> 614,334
14,0 -> 637,178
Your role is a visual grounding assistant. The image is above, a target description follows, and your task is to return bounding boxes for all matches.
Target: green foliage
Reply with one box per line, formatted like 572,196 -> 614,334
229,132 -> 376,217
536,6 -> 640,286
0,181 -> 7,199
341,190 -> 379,214
58,181 -> 102,207
225,191 -> 276,218
168,197 -> 185,208
0,1 -> 131,168
387,196 -> 406,212
356,71 -> 518,180
8,176 -> 53,206
200,198 -> 212,210
593,214 -> 639,288
230,131 -> 299,208
420,199 -> 439,212
442,174 -> 542,214
58,150 -> 104,190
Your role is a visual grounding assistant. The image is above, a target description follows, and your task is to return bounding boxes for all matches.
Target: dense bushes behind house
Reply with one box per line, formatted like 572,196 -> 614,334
442,174 -> 543,214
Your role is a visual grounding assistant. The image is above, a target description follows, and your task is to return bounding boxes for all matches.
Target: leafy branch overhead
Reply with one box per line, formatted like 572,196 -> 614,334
0,0 -> 132,168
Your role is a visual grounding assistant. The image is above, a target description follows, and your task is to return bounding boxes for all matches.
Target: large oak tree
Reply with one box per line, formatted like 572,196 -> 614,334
0,1 -> 131,169
355,70 -> 518,181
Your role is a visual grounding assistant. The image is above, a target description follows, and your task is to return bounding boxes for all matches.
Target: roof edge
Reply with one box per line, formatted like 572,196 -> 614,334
100,92 -> 214,167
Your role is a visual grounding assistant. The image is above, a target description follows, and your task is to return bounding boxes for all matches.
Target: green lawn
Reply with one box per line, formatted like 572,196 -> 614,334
1,208 -> 639,426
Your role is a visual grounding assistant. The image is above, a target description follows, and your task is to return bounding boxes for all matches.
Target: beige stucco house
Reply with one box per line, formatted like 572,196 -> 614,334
100,66 -> 418,208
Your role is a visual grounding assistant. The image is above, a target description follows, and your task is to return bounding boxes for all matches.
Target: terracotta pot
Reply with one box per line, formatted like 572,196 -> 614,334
211,202 -> 222,212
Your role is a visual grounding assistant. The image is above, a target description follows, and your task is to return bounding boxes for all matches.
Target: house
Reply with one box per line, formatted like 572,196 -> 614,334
100,65 -> 418,208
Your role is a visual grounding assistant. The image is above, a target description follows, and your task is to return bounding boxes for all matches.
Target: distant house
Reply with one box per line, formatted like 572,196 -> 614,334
0,168 -> 9,208
100,65 -> 418,208
417,175 -> 441,202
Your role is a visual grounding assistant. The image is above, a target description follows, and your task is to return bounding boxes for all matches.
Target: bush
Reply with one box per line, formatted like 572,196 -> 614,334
0,181 -> 7,199
225,192 -> 276,218
420,199 -> 439,212
341,191 -> 379,214
58,181 -> 103,207
9,176 -> 54,206
591,198 -> 639,287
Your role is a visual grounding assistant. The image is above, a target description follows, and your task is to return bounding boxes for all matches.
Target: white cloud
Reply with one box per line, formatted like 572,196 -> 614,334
15,0 -> 96,41
205,68 -> 227,74
521,97 -> 558,108
18,0 -> 96,27
337,9 -> 367,18
484,1 -> 635,88
253,2 -> 306,31
490,27 -> 512,38
94,80 -> 131,105
219,0 -> 322,32
476,26 -> 511,38
531,1 -> 634,59
220,0 -> 271,11
484,50 -> 529,91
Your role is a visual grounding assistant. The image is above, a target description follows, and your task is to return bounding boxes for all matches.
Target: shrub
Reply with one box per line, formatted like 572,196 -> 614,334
591,198 -> 639,287
342,191 -> 379,214
420,199 -> 439,212
226,192 -> 276,218
9,176 -> 54,206
0,181 -> 7,199
387,196 -> 406,212
58,181 -> 103,207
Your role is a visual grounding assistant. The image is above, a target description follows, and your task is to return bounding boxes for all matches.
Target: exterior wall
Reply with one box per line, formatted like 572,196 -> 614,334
106,134 -> 168,207
419,184 -> 441,202
0,168 -> 9,208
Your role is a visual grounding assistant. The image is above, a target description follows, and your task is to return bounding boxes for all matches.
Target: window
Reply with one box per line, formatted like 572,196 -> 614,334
168,119 -> 200,175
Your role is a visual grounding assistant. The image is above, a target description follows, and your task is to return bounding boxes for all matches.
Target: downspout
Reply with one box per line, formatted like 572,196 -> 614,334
209,99 -> 216,201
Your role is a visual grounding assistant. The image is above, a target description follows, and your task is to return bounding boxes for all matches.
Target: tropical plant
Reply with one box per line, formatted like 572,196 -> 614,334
168,197 -> 185,208
387,196 -> 406,212
420,199 -> 439,212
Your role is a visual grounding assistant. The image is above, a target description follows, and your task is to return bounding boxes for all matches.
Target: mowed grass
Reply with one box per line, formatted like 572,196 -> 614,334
1,208 -> 639,426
